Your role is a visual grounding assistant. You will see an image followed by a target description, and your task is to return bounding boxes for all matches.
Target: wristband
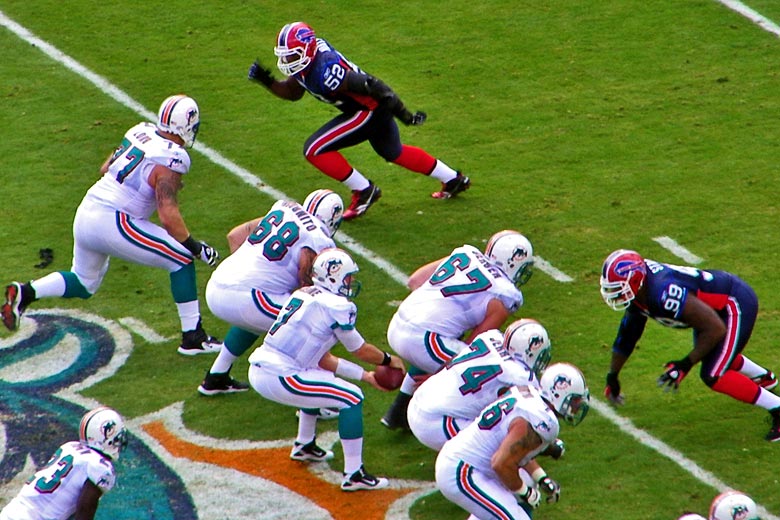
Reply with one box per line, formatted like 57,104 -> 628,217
181,235 -> 202,256
335,359 -> 365,381
531,467 -> 547,483
380,351 -> 392,366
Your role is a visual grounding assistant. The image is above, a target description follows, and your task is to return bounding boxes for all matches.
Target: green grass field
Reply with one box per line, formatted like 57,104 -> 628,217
1,1 -> 780,518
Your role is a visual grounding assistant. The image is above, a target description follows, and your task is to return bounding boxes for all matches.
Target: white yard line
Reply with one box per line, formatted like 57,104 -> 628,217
653,236 -> 705,264
716,0 -> 780,37
1,8 -> 777,517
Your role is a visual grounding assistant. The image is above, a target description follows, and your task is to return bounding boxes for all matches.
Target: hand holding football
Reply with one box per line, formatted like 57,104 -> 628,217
374,365 -> 404,390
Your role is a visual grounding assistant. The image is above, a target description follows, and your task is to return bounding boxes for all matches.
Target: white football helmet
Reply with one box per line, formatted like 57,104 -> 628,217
303,189 -> 344,238
157,94 -> 200,147
709,491 -> 759,520
503,318 -> 552,377
311,248 -> 361,299
79,406 -> 128,461
539,363 -> 590,426
485,230 -> 534,286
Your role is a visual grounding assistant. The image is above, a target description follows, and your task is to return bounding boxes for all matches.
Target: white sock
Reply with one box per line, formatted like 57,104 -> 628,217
737,355 -> 770,379
399,373 -> 417,395
176,301 -> 200,331
428,159 -> 458,183
341,437 -> 363,475
296,412 -> 317,445
30,273 -> 66,298
210,349 -> 237,374
755,388 -> 780,411
343,169 -> 370,191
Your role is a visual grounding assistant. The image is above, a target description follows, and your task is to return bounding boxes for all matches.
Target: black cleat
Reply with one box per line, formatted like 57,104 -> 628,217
343,181 -> 382,220
198,371 -> 250,396
432,172 -> 470,199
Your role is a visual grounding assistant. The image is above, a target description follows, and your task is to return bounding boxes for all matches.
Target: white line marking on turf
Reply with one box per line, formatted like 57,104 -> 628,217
2,9 -> 775,517
593,400 -> 779,520
0,10 -> 572,286
716,0 -> 780,37
118,317 -> 172,343
653,236 -> 704,264
534,256 -> 574,282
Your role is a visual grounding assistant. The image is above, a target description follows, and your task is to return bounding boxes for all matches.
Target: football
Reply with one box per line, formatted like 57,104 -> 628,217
374,365 -> 404,390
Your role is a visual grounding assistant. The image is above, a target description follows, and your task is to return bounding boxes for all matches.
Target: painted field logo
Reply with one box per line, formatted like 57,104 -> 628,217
0,311 -> 197,519
0,310 -> 434,519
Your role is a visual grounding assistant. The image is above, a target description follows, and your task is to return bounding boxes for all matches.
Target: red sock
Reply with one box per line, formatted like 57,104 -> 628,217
306,151 -> 353,181
730,353 -> 745,371
711,370 -> 761,404
392,145 -> 436,174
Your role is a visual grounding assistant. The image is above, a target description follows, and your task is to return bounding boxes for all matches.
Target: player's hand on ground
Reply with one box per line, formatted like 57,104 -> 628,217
538,476 -> 561,503
604,371 -> 625,405
515,484 -> 541,509
657,357 -> 693,392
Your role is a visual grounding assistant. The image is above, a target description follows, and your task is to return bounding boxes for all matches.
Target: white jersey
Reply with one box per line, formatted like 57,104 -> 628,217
209,200 -> 335,292
1,441 -> 116,520
395,245 -> 523,337
412,329 -> 537,421
83,122 -> 191,219
439,385 -> 559,474
248,285 -> 364,375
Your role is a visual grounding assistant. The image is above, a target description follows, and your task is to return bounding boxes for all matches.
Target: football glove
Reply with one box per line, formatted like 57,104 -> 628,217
198,241 -> 219,267
248,60 -> 275,87
537,476 -> 561,504
657,356 -> 693,392
541,438 -> 565,460
399,110 -> 427,126
515,484 -> 541,509
604,371 -> 625,405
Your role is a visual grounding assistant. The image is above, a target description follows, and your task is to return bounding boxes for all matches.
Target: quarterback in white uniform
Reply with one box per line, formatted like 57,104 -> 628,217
248,248 -> 405,491
1,95 -> 221,355
1,407 -> 127,520
435,364 -> 589,520
382,230 -> 534,430
198,189 -> 342,395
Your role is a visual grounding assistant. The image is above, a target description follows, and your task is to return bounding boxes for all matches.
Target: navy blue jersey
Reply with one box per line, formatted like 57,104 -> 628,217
613,260 -> 756,360
295,39 -> 378,113
636,260 -> 737,328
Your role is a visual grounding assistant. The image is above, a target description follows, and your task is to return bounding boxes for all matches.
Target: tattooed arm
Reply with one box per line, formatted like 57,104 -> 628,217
491,418 -> 543,492
150,165 -> 191,242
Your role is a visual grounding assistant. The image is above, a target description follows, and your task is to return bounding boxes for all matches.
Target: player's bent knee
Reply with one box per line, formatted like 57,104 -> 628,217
702,374 -> 718,388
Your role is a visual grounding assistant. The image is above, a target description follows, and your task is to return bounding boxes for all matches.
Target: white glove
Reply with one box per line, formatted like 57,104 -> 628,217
515,483 -> 541,509
198,241 -> 219,267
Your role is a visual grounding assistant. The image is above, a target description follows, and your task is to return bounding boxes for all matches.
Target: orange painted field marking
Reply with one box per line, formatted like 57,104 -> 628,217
143,421 -> 416,520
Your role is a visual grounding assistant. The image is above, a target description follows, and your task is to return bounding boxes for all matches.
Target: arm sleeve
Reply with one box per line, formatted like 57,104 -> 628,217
612,309 -> 647,357
334,328 -> 366,352
345,72 -> 410,119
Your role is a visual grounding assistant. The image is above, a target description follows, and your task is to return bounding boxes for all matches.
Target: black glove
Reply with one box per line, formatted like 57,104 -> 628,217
604,371 -> 625,405
399,110 -> 427,126
541,438 -> 565,460
657,356 -> 693,392
248,60 -> 275,87
537,476 -> 561,504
